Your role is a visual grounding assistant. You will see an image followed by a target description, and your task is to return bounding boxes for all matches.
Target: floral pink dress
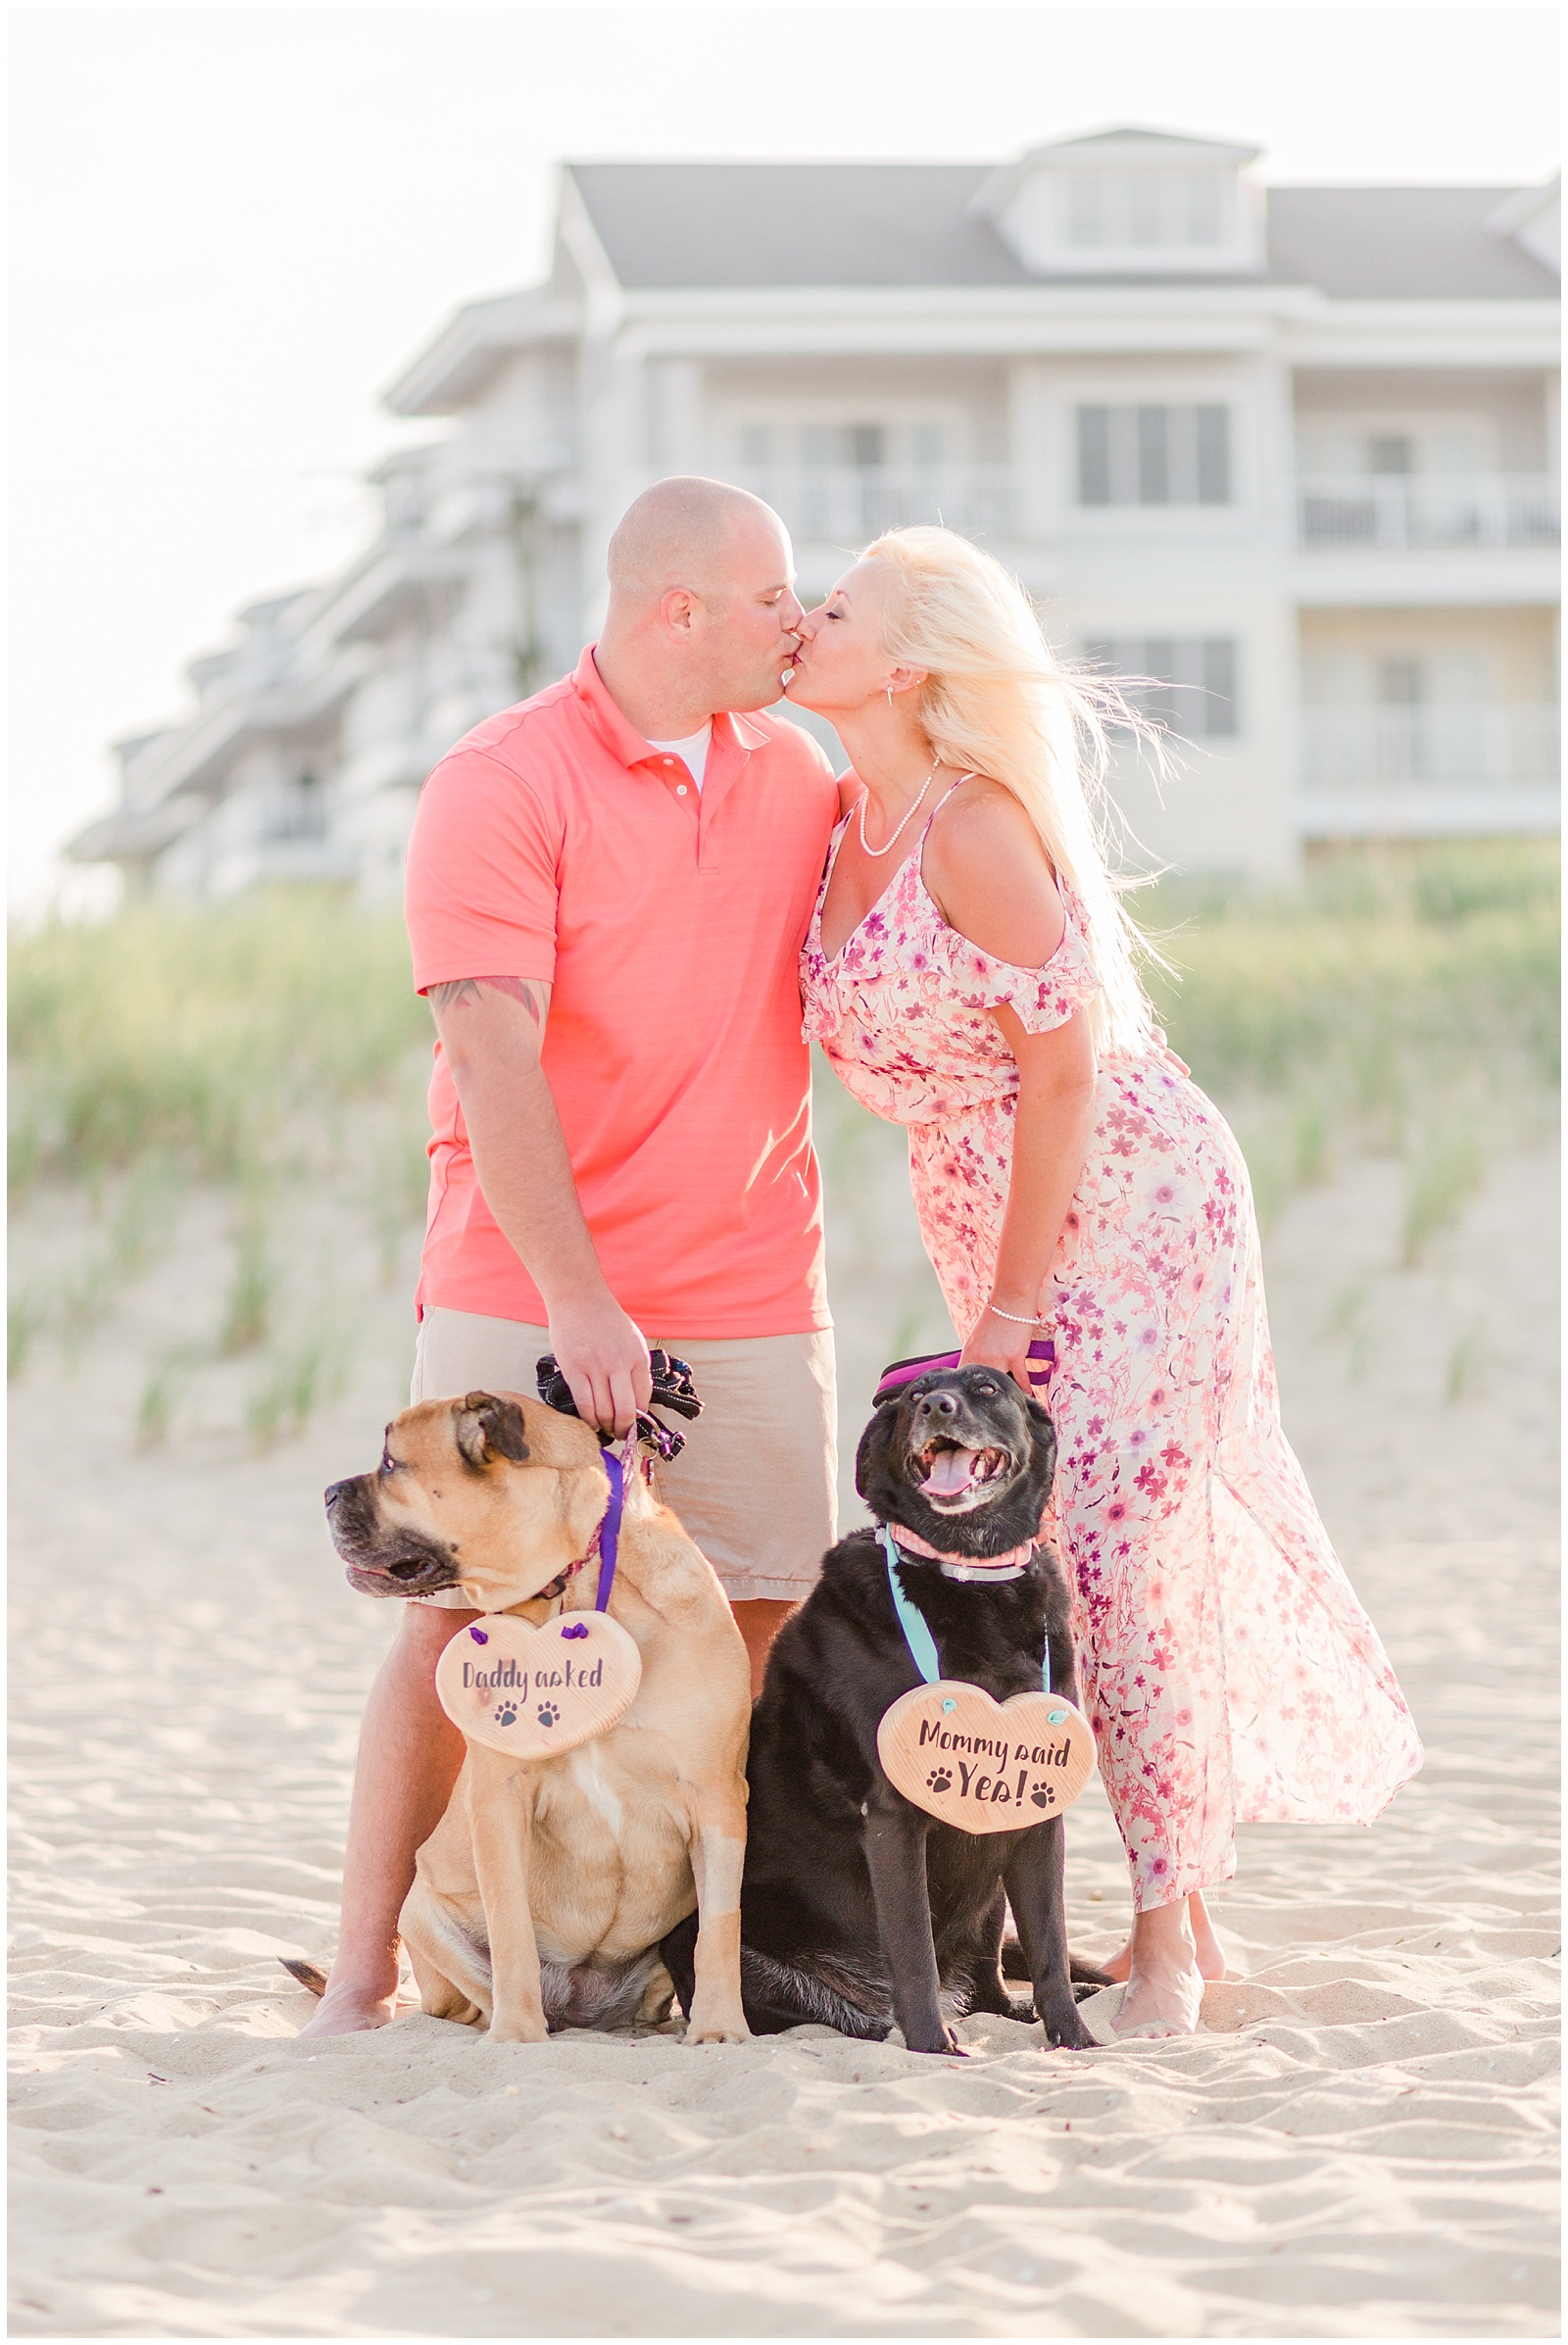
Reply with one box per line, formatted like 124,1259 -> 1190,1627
803,806 -> 1422,1909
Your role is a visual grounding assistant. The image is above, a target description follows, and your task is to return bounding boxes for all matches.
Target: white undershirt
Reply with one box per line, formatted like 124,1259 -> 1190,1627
647,722 -> 712,792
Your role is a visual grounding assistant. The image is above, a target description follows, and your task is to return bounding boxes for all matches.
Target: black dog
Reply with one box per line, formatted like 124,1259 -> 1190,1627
663,1365 -> 1102,2054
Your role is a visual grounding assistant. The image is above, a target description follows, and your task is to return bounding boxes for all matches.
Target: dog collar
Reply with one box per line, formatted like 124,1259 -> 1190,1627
532,1554 -> 585,1605
530,1443 -> 634,1607
886,1523 -> 1037,1583
881,1526 -> 1052,1687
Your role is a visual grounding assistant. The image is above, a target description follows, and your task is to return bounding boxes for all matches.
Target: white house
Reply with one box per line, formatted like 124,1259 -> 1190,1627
70,127 -> 1560,897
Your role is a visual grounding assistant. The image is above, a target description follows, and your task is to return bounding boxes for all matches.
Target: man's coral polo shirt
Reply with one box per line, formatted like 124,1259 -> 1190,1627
405,648 -> 839,1337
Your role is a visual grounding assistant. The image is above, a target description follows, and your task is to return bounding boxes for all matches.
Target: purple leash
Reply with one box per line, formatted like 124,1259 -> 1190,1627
873,1337 -> 1054,1406
594,1446 -> 626,1611
466,1439 -> 630,1649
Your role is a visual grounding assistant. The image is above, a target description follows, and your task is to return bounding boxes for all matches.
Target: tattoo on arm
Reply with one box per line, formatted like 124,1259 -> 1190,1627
427,975 -> 548,1027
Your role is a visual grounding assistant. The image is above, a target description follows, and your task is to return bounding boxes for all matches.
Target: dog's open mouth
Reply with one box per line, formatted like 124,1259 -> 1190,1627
342,1551 -> 459,1597
915,1440 -> 1014,1508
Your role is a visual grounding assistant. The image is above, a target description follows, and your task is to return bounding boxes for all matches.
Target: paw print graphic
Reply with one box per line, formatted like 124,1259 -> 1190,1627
493,1702 -> 518,1728
926,1767 -> 953,1794
1030,1783 -> 1056,1809
536,1702 -> 561,1729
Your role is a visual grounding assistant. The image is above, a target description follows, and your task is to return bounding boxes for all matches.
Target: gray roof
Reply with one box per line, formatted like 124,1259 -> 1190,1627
571,164 -> 1026,290
1265,186 -> 1557,298
568,164 -> 1559,299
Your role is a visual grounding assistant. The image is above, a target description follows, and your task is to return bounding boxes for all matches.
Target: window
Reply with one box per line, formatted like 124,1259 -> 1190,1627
1064,172 -> 1231,251
1077,408 -> 1111,504
737,416 -> 955,473
1196,408 -> 1230,503
1377,658 -> 1424,707
1083,638 -> 1239,739
1076,406 -> 1231,506
270,770 -> 328,841
1297,424 -> 1489,478
1370,436 -> 1414,477
797,423 -> 889,466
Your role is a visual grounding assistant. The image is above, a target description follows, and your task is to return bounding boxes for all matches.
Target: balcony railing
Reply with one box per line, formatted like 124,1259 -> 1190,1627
732,464 -> 1021,542
1298,474 -> 1559,551
1300,705 -> 1560,792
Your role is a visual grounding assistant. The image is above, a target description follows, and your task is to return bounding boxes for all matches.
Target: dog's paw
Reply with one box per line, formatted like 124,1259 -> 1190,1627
906,2028 -> 967,2057
1041,2004 -> 1097,2051
683,2014 -> 752,2045
535,1702 -> 560,1729
493,1702 -> 518,1728
926,1767 -> 954,1794
485,2015 -> 550,2045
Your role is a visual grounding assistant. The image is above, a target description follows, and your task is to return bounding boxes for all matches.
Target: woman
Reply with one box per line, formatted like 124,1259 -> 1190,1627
787,527 -> 1421,2038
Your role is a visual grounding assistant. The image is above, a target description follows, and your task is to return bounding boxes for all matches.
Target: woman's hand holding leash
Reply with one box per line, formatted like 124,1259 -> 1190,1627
959,1302 -> 1041,1394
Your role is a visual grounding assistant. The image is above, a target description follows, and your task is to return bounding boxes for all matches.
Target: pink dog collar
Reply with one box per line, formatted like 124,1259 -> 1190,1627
887,1524 -> 1037,1582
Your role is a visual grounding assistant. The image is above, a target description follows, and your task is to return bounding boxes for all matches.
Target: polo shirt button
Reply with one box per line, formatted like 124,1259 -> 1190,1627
676,784 -> 689,795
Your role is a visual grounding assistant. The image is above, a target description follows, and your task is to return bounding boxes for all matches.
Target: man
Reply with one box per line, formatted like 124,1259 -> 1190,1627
305,477 -> 841,2036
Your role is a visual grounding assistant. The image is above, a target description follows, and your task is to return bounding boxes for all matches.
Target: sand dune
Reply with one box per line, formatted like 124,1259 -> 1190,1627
9,1148 -> 1559,2337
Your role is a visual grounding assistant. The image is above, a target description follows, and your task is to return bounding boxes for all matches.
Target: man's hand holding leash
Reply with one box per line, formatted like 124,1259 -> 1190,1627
548,1290 -> 652,1441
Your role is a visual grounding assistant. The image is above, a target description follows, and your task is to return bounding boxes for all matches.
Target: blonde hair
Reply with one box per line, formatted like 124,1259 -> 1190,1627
863,525 -> 1157,1055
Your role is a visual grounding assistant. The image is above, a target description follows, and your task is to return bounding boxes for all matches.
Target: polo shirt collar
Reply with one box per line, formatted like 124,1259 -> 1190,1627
572,645 -> 768,770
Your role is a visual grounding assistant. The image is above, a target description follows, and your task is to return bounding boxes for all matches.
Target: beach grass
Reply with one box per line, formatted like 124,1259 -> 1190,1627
135,1343 -> 200,1449
10,840 -> 1558,1407
9,887 -> 428,1197
1139,836 -> 1558,1224
12,843 -> 1554,1192
245,1324 -> 351,1451
1145,837 -> 1557,1108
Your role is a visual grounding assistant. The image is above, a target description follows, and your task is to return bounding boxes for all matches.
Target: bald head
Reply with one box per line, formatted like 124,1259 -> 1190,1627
607,475 -> 787,606
596,476 -> 803,733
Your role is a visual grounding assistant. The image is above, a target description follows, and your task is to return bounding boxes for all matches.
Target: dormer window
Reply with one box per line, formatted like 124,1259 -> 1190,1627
975,126 -> 1263,276
1066,171 -> 1232,252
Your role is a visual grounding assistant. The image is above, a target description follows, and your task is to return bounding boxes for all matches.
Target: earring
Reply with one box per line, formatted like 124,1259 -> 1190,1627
885,685 -> 895,708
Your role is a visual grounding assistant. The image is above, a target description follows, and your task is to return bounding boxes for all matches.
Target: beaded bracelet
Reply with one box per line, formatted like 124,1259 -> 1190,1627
986,1301 -> 1047,1327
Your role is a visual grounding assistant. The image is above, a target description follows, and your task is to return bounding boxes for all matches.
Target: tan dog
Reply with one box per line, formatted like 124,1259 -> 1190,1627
324,1391 -> 753,2045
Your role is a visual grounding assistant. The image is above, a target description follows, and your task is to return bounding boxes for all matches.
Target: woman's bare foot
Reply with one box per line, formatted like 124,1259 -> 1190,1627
1111,1899 -> 1205,2038
1101,1888 -> 1226,1984
297,1968 -> 400,2038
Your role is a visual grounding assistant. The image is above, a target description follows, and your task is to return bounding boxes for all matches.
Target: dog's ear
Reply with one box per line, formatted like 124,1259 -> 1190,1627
1022,1392 -> 1057,1485
854,1389 -> 905,1504
455,1392 -> 530,1469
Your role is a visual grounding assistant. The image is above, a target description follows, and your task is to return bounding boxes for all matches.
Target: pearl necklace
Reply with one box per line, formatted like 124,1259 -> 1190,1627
857,763 -> 938,859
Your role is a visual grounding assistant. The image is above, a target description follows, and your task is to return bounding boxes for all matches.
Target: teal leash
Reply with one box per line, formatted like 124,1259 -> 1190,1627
880,1525 -> 1052,1695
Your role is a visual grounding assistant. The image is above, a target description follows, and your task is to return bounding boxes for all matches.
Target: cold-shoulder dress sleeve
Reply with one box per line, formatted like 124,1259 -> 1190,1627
934,913 -> 1102,1035
799,845 -> 1105,1126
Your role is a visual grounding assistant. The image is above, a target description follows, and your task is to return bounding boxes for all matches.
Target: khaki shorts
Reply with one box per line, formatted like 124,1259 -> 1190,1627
410,1307 -> 838,1606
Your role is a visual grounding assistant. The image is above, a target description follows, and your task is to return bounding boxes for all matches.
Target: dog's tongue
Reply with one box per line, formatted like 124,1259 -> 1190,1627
923,1446 -> 979,1497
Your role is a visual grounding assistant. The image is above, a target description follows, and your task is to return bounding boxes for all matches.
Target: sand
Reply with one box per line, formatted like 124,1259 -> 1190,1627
9,1145 -> 1559,2338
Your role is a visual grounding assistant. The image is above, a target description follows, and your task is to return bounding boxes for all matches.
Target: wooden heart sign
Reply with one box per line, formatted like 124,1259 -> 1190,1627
876,1683 -> 1097,1832
435,1611 -> 642,1761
